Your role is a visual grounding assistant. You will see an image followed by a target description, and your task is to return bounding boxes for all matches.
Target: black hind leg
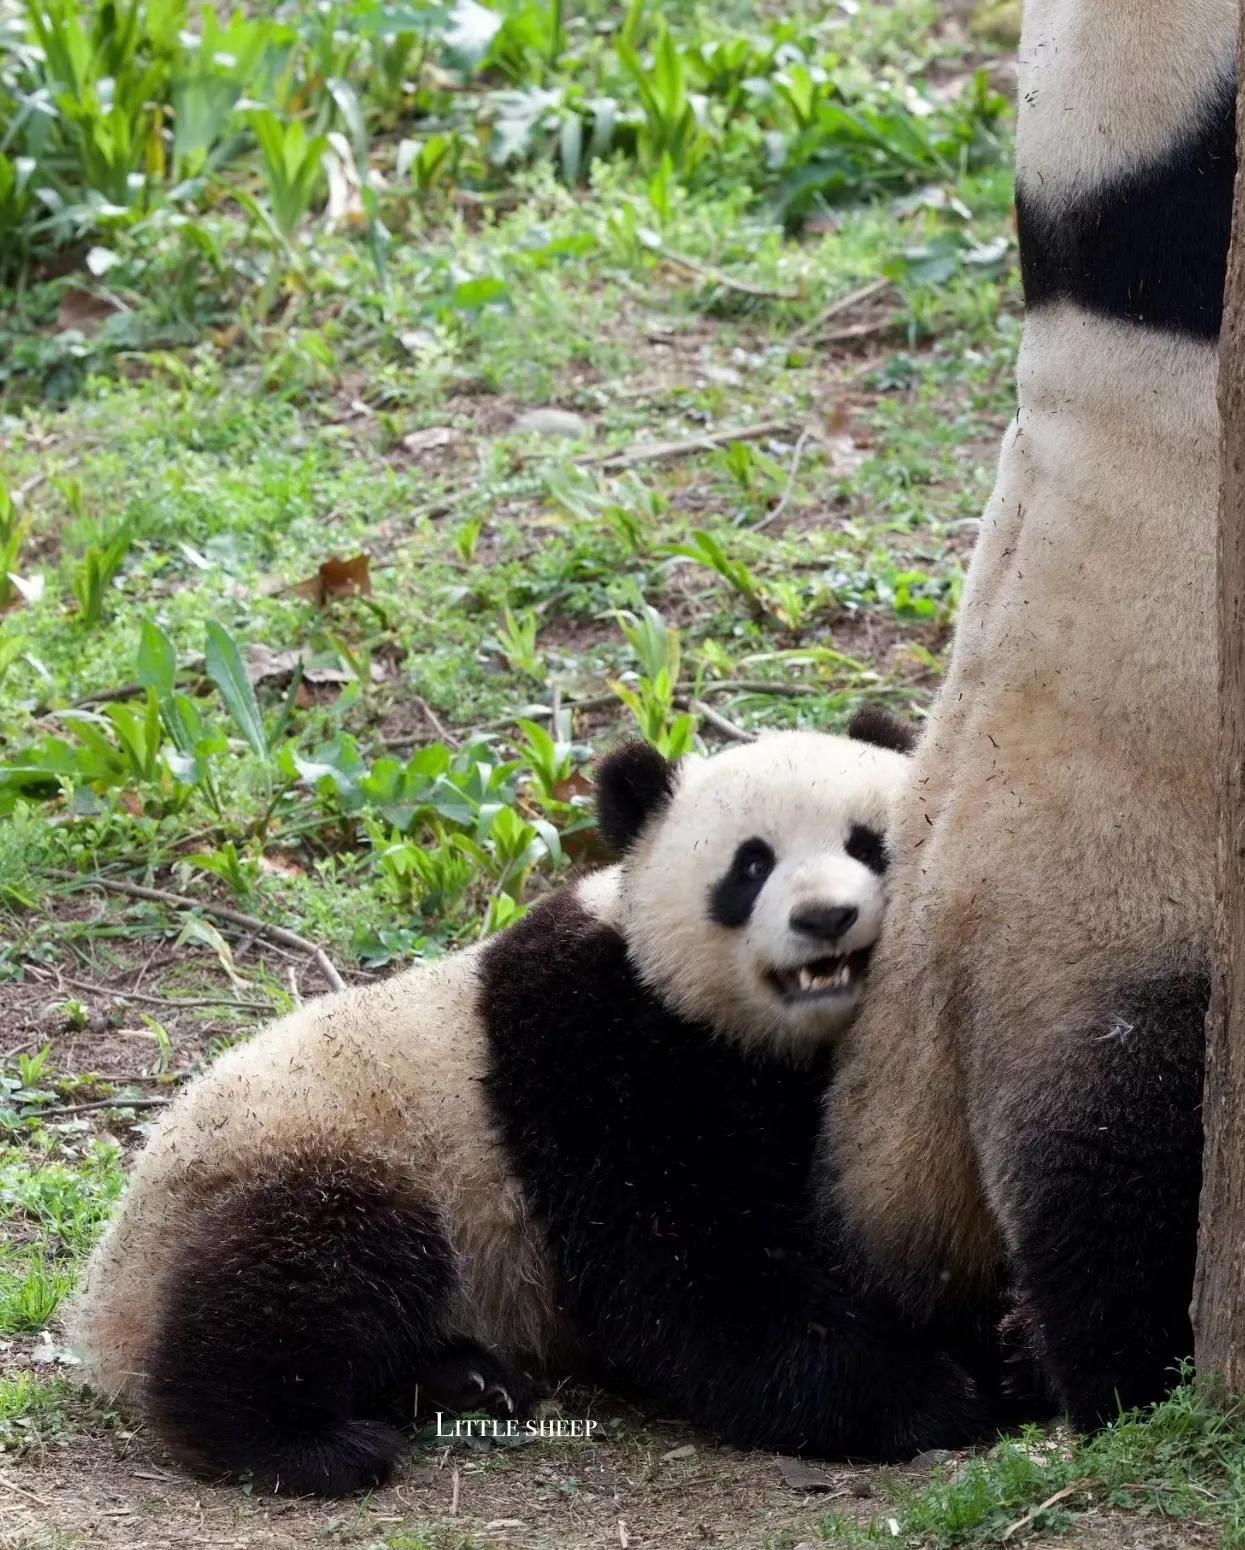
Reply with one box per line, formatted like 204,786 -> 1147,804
146,1144 -> 462,1495
993,972 -> 1207,1430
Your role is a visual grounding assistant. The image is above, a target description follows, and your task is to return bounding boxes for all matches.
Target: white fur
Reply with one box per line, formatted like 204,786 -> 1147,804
623,731 -> 909,1056
1016,0 -> 1236,202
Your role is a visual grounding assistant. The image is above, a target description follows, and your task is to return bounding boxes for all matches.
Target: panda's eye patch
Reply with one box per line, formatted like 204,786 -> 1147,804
708,838 -> 776,929
845,823 -> 887,875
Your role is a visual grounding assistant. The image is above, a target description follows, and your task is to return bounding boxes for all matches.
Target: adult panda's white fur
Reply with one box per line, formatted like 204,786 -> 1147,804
69,719 -> 991,1497
820,0 -> 1232,1430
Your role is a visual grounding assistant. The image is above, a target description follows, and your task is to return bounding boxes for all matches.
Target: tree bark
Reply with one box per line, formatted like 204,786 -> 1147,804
1194,7 -> 1245,1395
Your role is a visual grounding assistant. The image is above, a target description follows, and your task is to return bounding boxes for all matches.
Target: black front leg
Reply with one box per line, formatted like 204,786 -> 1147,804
995,971 -> 1207,1429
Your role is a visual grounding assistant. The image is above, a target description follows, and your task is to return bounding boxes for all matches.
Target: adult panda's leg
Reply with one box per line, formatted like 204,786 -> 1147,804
574,1254 -> 997,1460
983,972 -> 1208,1429
144,1142 -> 530,1495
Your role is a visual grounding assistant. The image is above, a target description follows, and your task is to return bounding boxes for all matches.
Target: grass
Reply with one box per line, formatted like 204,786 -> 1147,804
0,1373 -> 79,1453
816,1382 -> 1245,1547
5,1 -> 1233,1546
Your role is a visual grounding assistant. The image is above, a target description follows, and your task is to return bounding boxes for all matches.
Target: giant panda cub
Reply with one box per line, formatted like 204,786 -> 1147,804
69,713 -> 990,1497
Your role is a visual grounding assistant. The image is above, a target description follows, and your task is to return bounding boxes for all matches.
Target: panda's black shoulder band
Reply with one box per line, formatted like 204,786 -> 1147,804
595,741 -> 677,853
847,705 -> 917,755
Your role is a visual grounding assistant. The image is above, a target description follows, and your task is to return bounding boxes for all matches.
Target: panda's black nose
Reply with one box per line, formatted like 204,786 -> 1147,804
789,904 -> 858,942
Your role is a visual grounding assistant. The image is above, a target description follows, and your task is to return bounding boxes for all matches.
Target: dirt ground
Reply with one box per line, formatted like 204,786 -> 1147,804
0,1383 -> 1226,1550
0,1396 -> 870,1550
0,1437 -> 1226,1550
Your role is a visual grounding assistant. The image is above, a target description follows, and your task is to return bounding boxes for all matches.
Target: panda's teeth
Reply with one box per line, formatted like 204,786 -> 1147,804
798,966 -> 815,992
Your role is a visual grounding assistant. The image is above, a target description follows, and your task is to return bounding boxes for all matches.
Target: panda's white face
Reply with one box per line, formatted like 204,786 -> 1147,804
613,730 -> 911,1057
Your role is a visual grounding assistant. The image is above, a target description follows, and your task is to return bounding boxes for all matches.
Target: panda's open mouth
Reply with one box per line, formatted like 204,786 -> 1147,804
766,947 -> 873,1003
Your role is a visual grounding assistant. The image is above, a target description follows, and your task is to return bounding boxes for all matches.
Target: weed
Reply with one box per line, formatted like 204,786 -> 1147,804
669,530 -> 768,619
0,482 -> 30,609
69,523 -> 132,626
821,1381 -> 1245,1547
0,1373 -> 75,1453
492,605 -> 544,680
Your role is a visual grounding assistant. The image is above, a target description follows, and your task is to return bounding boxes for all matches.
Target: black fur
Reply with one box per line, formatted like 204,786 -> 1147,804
596,742 -> 677,854
708,838 -> 776,928
996,970 -> 1208,1428
479,889 -> 993,1461
145,1146 -> 534,1495
845,823 -> 888,876
1016,74 -> 1235,340
848,706 -> 917,755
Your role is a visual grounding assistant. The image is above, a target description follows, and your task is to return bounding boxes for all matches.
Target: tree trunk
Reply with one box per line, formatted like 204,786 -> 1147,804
1194,8 -> 1245,1395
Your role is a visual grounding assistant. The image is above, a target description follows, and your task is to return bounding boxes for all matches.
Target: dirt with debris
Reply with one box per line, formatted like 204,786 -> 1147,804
1,1393 -> 872,1550
0,1404 -> 1225,1550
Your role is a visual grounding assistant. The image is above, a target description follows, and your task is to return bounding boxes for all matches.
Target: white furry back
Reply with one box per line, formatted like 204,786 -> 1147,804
67,868 -> 623,1407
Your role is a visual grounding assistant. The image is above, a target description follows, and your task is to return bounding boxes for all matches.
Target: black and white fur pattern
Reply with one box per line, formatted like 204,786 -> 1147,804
821,0 -> 1231,1431
68,717 -> 993,1496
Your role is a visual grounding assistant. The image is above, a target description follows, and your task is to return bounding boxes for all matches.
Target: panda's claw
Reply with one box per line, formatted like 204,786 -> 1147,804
417,1339 -> 542,1421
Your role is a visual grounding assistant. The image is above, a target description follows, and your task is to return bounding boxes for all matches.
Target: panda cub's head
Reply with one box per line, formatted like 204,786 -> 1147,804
596,707 -> 915,1056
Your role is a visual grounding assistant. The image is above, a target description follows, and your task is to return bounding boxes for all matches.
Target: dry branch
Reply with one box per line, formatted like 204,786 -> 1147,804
53,873 -> 346,993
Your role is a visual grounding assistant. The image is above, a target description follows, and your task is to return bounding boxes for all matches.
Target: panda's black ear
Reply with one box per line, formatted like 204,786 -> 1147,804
848,705 -> 918,755
595,741 -> 677,854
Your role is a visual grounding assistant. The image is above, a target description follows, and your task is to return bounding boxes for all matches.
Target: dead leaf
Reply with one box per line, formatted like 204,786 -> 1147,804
323,131 -> 366,233
294,553 -> 372,606
245,642 -> 384,689
1,570 -> 44,614
56,286 -> 123,335
908,1448 -> 957,1471
401,426 -> 461,454
823,432 -> 868,477
553,771 -> 594,805
175,917 -> 249,990
777,1456 -> 842,1492
259,854 -> 307,879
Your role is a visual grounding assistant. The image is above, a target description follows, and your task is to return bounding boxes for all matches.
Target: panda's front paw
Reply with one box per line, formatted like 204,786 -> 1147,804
419,1339 -> 543,1420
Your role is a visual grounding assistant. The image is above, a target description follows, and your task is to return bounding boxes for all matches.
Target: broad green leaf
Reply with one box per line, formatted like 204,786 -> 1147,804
204,622 -> 267,760
136,619 -> 176,699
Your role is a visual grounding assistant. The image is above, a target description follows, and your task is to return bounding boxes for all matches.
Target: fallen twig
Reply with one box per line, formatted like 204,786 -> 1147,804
0,1472 -> 51,1507
46,1095 -> 171,1118
654,245 -> 801,301
1000,1480 -> 1091,1542
414,692 -> 456,747
583,418 -> 794,474
58,975 -> 270,1013
690,699 -> 755,743
788,278 -> 891,348
53,873 -> 347,993
383,678 -> 856,750
816,316 -> 901,349
755,424 -> 815,531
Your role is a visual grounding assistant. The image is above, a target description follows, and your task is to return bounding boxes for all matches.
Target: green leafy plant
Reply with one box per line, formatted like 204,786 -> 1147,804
69,523 -> 133,626
492,605 -> 544,680
668,529 -> 767,619
182,840 -> 259,901
203,621 -> 268,761
617,25 -> 708,175
611,604 -> 697,759
244,110 -> 328,244
0,483 -> 29,609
